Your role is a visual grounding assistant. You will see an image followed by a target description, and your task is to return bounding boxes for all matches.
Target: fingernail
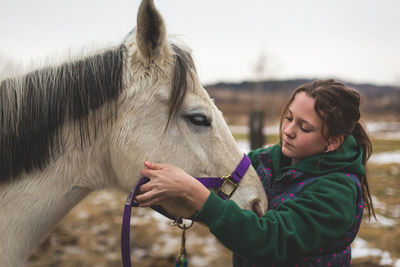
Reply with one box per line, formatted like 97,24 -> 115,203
144,161 -> 151,167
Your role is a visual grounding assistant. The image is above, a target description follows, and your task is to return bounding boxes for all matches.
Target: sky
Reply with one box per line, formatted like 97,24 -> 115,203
1,0 -> 399,86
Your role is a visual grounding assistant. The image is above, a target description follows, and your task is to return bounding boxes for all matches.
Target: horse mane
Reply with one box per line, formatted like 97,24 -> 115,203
0,43 -> 194,182
0,46 -> 124,182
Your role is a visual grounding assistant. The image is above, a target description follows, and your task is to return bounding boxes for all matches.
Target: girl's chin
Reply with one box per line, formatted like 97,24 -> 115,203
281,147 -> 293,158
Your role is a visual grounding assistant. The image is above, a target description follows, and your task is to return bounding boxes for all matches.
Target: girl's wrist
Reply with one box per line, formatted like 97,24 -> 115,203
185,179 -> 210,211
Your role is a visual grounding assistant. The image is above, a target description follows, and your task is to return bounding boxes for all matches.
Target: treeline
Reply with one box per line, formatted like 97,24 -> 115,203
205,79 -> 400,121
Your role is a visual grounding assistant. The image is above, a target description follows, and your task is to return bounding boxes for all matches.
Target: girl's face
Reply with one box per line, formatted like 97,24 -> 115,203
281,92 -> 328,165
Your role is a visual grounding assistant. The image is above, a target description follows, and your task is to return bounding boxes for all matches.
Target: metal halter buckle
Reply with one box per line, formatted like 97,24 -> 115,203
218,174 -> 238,198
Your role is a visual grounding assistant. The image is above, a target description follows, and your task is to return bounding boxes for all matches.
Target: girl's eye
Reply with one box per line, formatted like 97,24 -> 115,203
285,116 -> 293,122
301,127 -> 311,133
185,114 -> 211,127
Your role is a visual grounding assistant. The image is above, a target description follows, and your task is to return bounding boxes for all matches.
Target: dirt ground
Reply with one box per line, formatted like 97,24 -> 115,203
27,191 -> 232,267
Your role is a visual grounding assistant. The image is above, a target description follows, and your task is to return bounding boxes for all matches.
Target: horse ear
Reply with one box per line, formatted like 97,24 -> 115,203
136,0 -> 168,61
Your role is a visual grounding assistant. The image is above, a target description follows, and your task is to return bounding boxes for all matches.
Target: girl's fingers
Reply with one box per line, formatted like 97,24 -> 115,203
140,167 -> 158,178
138,183 -> 152,193
140,162 -> 168,178
140,168 -> 150,177
144,161 -> 167,170
139,198 -> 160,207
135,191 -> 160,207
135,191 -> 151,203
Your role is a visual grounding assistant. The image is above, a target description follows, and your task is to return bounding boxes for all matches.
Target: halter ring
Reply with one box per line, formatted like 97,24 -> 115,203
218,174 -> 239,198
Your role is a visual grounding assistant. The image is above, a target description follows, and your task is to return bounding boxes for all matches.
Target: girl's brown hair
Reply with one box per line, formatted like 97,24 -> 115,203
279,79 -> 375,219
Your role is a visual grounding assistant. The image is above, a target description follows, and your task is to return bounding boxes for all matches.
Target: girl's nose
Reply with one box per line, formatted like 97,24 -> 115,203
283,123 -> 295,139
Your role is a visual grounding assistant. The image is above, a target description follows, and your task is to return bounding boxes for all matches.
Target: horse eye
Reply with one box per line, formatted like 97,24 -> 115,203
185,114 -> 211,127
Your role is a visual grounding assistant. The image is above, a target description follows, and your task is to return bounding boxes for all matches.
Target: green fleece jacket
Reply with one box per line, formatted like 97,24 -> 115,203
195,136 -> 364,264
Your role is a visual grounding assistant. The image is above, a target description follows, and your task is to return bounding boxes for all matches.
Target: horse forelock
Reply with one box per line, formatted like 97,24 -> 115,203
0,45 -> 125,182
166,44 -> 196,129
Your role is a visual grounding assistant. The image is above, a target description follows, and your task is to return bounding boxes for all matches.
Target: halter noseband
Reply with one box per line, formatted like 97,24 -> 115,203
121,154 -> 251,267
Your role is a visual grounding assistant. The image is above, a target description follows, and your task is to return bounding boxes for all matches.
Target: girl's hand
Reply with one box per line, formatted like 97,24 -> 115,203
135,161 -> 210,210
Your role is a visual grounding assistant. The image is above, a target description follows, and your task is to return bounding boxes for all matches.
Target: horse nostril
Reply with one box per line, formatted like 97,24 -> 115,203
251,200 -> 264,218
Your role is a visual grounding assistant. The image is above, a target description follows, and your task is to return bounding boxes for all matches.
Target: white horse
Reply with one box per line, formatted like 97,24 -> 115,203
0,0 -> 267,266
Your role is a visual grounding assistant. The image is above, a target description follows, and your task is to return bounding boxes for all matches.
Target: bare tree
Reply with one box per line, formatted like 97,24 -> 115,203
249,52 -> 267,150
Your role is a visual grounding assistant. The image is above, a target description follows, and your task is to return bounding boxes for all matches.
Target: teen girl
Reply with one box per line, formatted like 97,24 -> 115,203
135,79 -> 375,266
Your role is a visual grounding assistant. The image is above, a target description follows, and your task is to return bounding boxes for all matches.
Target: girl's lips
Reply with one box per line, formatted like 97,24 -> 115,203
283,139 -> 293,148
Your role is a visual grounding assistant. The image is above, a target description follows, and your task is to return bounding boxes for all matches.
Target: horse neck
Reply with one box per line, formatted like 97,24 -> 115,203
0,125 -> 115,266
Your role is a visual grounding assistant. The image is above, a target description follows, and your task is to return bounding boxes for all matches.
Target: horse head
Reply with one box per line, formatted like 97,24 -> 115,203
110,0 -> 267,219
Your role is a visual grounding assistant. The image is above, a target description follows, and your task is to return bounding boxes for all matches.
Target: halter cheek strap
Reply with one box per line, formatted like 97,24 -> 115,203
196,154 -> 251,200
121,154 -> 251,267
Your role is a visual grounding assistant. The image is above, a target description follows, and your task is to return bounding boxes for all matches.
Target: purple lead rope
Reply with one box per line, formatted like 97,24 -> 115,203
121,154 -> 251,267
121,177 -> 150,267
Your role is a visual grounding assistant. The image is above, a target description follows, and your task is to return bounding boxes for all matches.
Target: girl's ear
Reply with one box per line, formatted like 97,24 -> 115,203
327,135 -> 344,152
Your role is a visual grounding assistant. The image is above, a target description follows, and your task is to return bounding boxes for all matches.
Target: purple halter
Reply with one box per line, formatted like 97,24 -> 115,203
121,154 -> 251,267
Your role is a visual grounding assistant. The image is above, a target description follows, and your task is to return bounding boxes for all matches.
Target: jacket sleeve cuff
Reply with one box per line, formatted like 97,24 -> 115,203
193,190 -> 226,224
